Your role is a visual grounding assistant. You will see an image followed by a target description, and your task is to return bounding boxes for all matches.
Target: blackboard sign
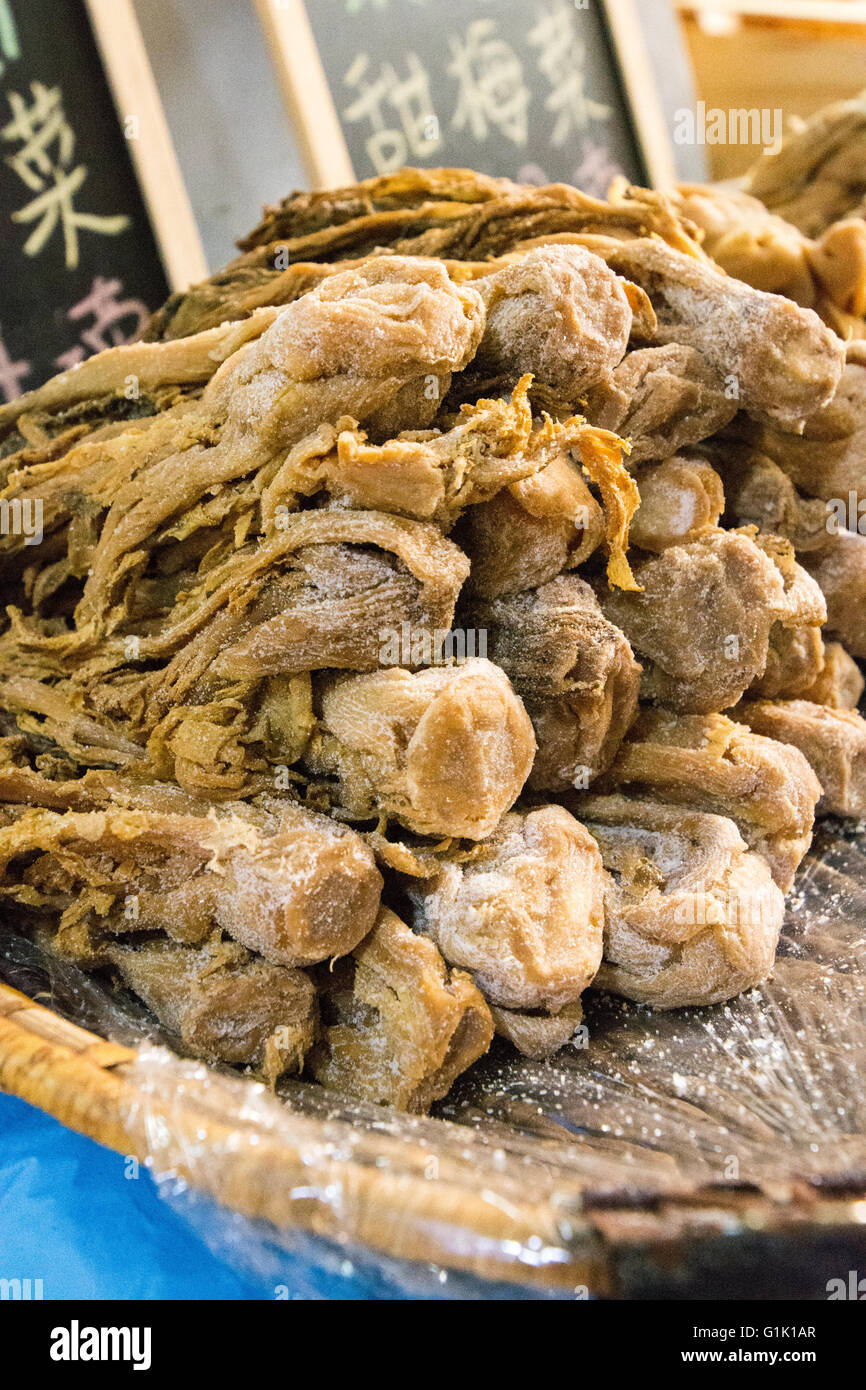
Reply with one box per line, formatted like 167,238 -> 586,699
0,0 -> 170,401
257,0 -> 677,194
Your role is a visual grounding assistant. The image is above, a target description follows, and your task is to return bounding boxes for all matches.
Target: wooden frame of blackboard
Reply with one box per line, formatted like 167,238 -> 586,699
677,0 -> 866,19
254,0 -> 678,191
83,0 -> 208,289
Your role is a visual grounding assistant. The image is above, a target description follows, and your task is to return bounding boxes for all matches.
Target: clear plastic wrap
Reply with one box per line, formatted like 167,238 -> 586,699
3,817 -> 866,1298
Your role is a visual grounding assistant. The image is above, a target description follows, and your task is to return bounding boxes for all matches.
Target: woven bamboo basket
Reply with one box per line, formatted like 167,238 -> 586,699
4,912 -> 866,1299
1,977 -> 609,1293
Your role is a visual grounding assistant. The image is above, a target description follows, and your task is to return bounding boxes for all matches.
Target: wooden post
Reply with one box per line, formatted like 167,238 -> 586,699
253,0 -> 355,188
604,0 -> 680,188
84,0 -> 208,289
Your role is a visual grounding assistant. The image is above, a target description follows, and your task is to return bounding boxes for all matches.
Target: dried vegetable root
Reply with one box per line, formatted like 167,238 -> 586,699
0,164 -> 864,1107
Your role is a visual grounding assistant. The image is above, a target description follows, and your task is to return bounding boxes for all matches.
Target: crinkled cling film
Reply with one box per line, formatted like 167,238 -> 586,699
2,813 -> 866,1299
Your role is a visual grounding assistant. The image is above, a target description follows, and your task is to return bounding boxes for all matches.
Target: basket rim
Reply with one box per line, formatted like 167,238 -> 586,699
4,978 -> 866,1296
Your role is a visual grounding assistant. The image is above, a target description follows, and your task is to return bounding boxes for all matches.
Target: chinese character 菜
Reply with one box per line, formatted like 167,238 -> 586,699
2,82 -> 130,269
528,1 -> 611,146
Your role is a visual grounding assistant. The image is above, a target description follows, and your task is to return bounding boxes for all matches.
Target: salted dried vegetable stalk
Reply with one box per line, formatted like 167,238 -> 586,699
1,162 -> 864,1107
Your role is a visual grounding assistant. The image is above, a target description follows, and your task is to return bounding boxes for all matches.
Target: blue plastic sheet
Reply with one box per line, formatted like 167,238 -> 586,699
0,1093 -> 268,1300
0,1093 -> 552,1300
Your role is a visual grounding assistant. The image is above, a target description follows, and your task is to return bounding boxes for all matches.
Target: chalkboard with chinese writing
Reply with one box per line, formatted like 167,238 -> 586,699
302,0 -> 649,193
0,0 -> 169,402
